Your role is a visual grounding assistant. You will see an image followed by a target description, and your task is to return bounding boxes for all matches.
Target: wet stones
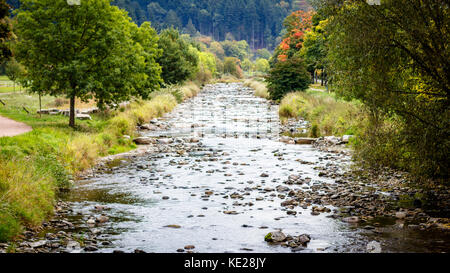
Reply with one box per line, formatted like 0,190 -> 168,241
164,225 -> 181,228
294,138 -> 316,145
342,216 -> 360,223
140,124 -> 159,131
223,211 -> 239,215
96,215 -> 109,224
366,241 -> 382,253
395,211 -> 407,219
265,231 -> 311,250
264,231 -> 286,243
133,137 -> 155,145
281,199 -> 298,207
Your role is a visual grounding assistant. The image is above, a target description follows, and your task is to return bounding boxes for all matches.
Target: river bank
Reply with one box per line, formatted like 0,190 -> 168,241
0,82 -> 201,242
2,82 -> 448,253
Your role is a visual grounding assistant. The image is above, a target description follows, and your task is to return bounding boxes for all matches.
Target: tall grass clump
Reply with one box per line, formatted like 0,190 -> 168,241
0,156 -> 56,241
279,91 -> 366,137
244,79 -> 269,99
180,81 -> 201,100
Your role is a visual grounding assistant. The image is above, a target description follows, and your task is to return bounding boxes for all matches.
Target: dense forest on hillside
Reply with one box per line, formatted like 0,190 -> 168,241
7,0 -> 312,49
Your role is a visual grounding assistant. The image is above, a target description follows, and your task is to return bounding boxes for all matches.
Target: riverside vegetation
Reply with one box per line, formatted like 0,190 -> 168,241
0,82 -> 199,241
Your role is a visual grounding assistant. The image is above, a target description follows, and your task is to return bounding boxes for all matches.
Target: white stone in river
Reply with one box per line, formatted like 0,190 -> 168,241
366,241 -> 382,253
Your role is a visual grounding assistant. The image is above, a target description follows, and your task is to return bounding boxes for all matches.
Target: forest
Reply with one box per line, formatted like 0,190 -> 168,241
7,0 -> 312,49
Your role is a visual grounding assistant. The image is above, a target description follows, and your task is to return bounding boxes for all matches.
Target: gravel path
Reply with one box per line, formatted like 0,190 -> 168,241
0,115 -> 32,137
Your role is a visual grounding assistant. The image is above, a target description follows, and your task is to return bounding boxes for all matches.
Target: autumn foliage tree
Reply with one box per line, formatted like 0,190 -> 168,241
271,10 -> 314,65
266,10 -> 313,100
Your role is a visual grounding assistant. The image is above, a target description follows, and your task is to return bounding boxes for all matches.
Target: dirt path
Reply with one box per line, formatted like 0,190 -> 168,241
0,115 -> 32,137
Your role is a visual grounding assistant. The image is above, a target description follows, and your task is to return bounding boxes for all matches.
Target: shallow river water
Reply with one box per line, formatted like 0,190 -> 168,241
62,83 -> 449,253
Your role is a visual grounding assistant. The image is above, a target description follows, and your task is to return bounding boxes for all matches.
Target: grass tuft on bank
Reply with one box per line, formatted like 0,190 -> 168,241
244,79 -> 269,99
279,90 -> 366,137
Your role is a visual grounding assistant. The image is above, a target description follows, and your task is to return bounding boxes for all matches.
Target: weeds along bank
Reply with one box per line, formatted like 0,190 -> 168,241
0,82 -> 201,241
278,91 -> 366,138
243,79 -> 269,99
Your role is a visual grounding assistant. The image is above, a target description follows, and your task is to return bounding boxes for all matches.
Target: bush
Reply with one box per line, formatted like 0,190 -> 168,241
223,57 -> 243,79
266,57 -> 310,100
278,91 -> 366,137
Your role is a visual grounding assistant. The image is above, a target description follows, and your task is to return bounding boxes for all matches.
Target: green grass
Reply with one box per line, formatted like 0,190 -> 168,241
0,83 -> 198,242
244,79 -> 269,99
279,90 -> 367,137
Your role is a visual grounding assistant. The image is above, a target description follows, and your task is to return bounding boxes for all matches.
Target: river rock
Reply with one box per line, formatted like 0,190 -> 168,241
366,241 -> 382,253
296,234 -> 311,245
157,138 -> 173,144
30,240 -> 47,248
96,215 -> 109,223
342,216 -> 360,223
140,124 -> 159,131
133,137 -> 154,145
294,138 -> 316,145
395,211 -> 407,219
265,231 -> 286,243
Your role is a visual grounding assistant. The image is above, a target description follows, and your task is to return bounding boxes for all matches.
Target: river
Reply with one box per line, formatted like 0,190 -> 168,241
59,83 -> 449,253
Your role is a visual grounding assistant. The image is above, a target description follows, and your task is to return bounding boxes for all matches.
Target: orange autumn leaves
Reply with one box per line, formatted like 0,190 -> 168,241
277,10 -> 314,62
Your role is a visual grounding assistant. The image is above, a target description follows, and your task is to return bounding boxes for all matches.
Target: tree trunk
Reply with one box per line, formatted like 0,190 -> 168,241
69,95 -> 76,128
321,69 -> 324,86
39,92 -> 42,118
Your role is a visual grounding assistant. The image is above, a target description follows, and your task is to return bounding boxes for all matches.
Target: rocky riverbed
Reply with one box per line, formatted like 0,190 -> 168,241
3,83 -> 449,254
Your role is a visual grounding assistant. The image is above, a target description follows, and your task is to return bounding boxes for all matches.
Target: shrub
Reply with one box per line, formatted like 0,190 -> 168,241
278,91 -> 366,137
266,57 -> 310,100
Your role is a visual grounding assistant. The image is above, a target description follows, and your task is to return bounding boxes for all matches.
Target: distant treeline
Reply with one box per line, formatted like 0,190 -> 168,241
7,0 -> 312,50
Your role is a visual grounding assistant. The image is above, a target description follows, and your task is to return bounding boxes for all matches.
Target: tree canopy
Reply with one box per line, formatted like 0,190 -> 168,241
15,0 -> 162,127
318,0 -> 449,179
156,28 -> 199,85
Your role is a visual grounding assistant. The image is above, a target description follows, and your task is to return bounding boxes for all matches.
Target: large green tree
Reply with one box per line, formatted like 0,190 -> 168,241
0,0 -> 12,62
266,57 -> 310,100
157,28 -> 199,85
319,0 -> 449,179
15,0 -> 162,127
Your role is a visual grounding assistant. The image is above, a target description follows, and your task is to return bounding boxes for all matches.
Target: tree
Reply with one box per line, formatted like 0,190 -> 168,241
241,58 -> 253,72
223,57 -> 243,79
271,10 -> 314,66
4,57 -> 24,92
254,58 -> 270,73
209,41 -> 225,60
0,0 -> 12,62
185,18 -> 198,37
256,48 -> 272,60
157,28 -> 199,85
221,39 -> 250,61
266,57 -> 310,100
321,0 -> 449,179
165,9 -> 182,29
15,0 -> 162,127
299,17 -> 328,85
